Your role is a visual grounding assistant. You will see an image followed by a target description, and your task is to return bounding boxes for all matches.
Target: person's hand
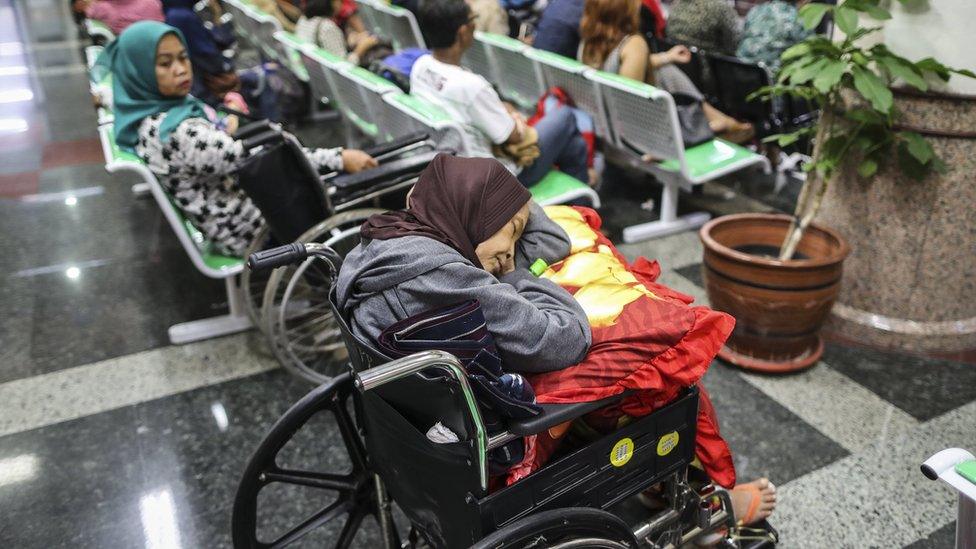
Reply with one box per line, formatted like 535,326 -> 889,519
341,149 -> 378,173
224,114 -> 240,136
667,45 -> 692,65
353,33 -> 380,56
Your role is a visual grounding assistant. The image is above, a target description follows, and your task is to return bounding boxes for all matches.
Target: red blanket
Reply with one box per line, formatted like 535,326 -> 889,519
509,207 -> 737,488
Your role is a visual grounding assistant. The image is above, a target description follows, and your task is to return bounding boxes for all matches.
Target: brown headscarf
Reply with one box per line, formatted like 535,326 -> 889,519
360,154 -> 532,267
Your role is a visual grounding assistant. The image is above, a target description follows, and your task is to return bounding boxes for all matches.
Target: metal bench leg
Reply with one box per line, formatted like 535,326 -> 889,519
621,180 -> 710,243
168,276 -> 253,344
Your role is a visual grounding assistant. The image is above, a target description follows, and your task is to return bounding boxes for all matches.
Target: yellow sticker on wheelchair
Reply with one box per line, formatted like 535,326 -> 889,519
610,438 -> 635,467
656,432 -> 680,457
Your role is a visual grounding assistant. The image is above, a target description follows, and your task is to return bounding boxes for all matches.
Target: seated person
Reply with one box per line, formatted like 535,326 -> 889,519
736,0 -> 811,70
578,0 -> 754,144
666,0 -> 741,56
338,154 -> 592,373
532,0 -> 584,58
411,0 -> 590,188
252,0 -> 302,32
78,0 -> 164,35
295,0 -> 380,66
94,21 -> 378,257
339,154 -> 778,525
468,0 -> 509,36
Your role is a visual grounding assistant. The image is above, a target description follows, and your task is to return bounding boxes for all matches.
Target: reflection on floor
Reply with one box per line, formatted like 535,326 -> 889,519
0,1 -> 971,548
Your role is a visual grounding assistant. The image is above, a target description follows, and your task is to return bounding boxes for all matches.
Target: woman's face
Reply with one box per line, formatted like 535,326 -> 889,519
475,202 -> 531,277
155,33 -> 192,97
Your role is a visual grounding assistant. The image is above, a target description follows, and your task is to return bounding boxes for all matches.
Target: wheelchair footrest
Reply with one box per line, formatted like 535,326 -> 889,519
476,387 -> 700,535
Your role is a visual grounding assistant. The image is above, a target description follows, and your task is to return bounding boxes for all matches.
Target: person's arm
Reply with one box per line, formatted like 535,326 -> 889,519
394,261 -> 592,372
515,202 -> 572,269
617,34 -> 651,82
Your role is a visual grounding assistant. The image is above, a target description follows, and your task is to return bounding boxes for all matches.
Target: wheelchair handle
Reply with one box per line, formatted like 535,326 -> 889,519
247,243 -> 308,271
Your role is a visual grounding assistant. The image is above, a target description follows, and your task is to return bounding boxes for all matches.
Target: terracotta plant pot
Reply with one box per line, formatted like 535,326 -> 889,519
699,214 -> 850,373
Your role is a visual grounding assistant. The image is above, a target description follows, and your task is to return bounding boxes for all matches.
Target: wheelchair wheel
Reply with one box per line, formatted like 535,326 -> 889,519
261,208 -> 384,384
471,508 -> 639,549
241,225 -> 273,333
232,372 -> 398,549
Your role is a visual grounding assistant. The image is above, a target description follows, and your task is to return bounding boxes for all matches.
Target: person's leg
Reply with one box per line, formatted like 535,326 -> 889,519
517,106 -> 586,187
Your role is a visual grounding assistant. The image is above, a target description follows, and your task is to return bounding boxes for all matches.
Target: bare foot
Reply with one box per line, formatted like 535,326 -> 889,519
729,478 -> 776,526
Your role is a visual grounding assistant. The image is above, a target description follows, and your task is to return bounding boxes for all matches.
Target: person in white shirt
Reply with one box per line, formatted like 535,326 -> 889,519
410,0 -> 589,188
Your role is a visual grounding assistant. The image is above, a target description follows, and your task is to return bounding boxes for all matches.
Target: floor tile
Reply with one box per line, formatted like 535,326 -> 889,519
772,401 -> 974,548
822,342 -> 976,421
0,369 -> 385,547
673,262 -> 704,289
0,332 -> 277,437
701,362 -> 850,486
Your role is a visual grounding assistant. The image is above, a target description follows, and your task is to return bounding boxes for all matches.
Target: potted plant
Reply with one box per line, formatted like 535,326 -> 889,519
699,0 -> 974,373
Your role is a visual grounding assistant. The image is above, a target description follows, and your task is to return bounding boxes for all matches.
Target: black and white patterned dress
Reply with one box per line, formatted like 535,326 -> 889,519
136,113 -> 344,257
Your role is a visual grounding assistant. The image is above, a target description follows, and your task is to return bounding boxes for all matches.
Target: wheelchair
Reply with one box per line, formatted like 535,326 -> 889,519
231,240 -> 779,548
230,120 -> 443,382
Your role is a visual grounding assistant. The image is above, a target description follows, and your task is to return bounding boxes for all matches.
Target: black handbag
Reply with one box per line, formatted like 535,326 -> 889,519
673,92 -> 714,148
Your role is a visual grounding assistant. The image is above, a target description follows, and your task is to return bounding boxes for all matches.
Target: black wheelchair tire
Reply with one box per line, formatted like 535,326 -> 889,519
231,372 -> 397,549
470,507 -> 639,549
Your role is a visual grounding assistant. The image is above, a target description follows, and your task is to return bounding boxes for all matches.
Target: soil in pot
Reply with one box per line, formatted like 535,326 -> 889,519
700,214 -> 849,374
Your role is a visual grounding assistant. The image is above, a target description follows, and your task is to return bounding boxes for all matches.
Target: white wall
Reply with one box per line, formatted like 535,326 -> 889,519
881,0 -> 976,95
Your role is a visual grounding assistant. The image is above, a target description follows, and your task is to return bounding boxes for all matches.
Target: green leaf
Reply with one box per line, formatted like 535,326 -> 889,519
877,56 -> 928,91
781,42 -> 811,62
857,158 -> 878,177
852,66 -> 894,113
834,6 -> 858,35
799,3 -> 832,30
790,58 -> 830,85
901,131 -> 934,164
845,109 -> 883,124
953,68 -> 976,79
916,57 -> 951,80
813,59 -> 847,93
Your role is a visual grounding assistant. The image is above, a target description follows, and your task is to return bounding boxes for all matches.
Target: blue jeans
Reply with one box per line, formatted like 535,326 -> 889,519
517,105 -> 589,187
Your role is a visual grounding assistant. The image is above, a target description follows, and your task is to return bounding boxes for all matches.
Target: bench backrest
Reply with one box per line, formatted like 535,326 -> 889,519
382,93 -> 470,154
272,31 -> 310,82
474,32 -> 545,112
354,0 -> 385,37
97,124 -> 244,277
372,2 -> 426,50
460,36 -> 496,85
340,65 -> 402,140
587,71 -> 686,172
244,4 -> 283,60
524,49 -> 612,142
374,92 -> 426,141
298,44 -> 347,109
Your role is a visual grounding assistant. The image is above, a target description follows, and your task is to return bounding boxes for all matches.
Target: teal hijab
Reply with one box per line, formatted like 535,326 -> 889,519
93,21 -> 207,153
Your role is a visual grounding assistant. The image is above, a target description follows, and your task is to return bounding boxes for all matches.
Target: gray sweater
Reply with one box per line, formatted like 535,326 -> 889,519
336,203 -> 592,373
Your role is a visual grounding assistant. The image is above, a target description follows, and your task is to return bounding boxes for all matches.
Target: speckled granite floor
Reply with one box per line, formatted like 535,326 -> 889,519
1,1 -> 972,548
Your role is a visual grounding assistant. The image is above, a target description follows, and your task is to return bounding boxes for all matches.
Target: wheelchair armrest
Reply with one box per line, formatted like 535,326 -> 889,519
506,392 -> 630,437
236,119 -> 275,140
241,129 -> 282,151
361,131 -> 430,159
330,149 -> 440,194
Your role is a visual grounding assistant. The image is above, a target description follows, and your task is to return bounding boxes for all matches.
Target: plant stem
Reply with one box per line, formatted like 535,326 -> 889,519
779,108 -> 833,260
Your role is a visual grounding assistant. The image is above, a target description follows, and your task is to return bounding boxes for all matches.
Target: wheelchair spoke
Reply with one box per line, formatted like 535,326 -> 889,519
334,506 -> 368,549
270,499 -> 352,548
262,468 -> 360,492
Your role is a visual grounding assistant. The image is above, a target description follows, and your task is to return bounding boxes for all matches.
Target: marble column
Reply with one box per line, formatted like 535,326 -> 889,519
816,90 -> 976,352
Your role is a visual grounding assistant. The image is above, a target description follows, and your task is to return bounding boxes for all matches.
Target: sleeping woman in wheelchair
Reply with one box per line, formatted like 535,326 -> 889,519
337,153 -> 777,528
94,21 -> 378,257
